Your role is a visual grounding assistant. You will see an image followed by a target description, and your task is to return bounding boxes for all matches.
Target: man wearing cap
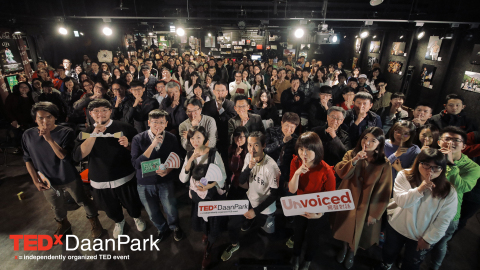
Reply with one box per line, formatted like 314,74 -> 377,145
139,65 -> 158,98
357,74 -> 372,94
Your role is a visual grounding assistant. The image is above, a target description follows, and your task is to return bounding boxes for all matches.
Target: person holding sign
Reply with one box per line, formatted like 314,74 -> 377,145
331,127 -> 392,269
384,121 -> 421,182
23,102 -> 103,239
377,149 -> 457,270
288,132 -> 336,270
221,131 -> 281,262
73,99 -> 145,239
179,126 -> 226,270
131,109 -> 184,242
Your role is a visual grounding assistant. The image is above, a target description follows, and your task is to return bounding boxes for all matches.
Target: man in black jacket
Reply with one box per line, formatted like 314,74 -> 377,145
281,77 -> 305,118
312,106 -> 351,168
431,93 -> 477,133
308,85 -> 332,129
228,95 -> 266,144
139,65 -> 158,98
73,99 -> 145,239
126,80 -> 160,133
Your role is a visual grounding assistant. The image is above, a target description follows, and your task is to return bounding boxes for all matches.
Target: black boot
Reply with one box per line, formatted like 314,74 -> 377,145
336,242 -> 348,263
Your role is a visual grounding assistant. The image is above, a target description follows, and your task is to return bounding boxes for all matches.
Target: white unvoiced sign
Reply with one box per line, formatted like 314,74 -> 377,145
280,189 -> 355,216
198,200 -> 249,218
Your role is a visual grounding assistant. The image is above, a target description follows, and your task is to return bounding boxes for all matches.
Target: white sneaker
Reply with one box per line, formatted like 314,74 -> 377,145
113,219 -> 125,239
134,218 -> 146,232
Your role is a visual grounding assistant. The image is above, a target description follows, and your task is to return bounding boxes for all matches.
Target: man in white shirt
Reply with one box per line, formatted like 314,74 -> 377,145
221,131 -> 280,261
229,71 -> 249,100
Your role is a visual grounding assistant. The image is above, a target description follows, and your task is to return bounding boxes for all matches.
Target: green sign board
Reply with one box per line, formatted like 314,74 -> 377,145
141,158 -> 161,178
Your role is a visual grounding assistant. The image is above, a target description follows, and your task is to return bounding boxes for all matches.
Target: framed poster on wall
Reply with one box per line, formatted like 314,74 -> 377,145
355,38 -> 362,54
0,39 -> 23,73
425,36 -> 442,61
387,61 -> 403,74
391,42 -> 406,56
204,36 -> 215,48
420,64 -> 436,88
369,41 -> 381,53
461,71 -> 480,93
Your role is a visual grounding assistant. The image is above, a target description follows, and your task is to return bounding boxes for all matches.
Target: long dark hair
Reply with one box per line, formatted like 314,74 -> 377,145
255,89 -> 274,109
388,120 -> 417,148
405,148 -> 451,199
314,68 -> 326,83
231,126 -> 249,154
13,82 -> 35,104
413,124 -> 440,149
353,127 -> 387,164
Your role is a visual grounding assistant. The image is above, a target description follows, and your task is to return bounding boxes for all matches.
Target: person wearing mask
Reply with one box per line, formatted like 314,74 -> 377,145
312,106 -> 351,168
332,127 -> 392,269
125,80 -> 159,133
428,126 -> 480,270
159,82 -> 188,135
377,92 -> 409,135
138,65 -> 158,98
281,77 -> 305,118
431,94 -> 477,133
252,89 -> 280,127
289,132 -> 336,270
22,102 -> 103,239
264,112 -> 300,195
111,80 -> 134,125
385,120 -> 421,181
131,109 -> 184,242
377,149 -> 458,270
341,92 -> 382,146
272,69 -> 291,110
308,85 -> 332,129
74,98 -> 146,238
179,98 -> 217,152
228,126 -> 249,200
39,81 -> 68,123
221,131 -> 281,261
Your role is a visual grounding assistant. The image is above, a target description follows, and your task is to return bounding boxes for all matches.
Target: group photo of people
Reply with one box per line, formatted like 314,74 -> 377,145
2,44 -> 480,270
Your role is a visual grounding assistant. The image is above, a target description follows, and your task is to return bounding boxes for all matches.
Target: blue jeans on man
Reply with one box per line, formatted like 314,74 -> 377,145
137,180 -> 179,233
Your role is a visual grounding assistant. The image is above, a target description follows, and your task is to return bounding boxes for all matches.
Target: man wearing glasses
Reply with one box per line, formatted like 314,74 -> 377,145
428,126 -> 480,270
74,99 -> 145,239
178,98 -> 217,151
228,95 -> 265,144
312,106 -> 351,168
228,71 -> 249,100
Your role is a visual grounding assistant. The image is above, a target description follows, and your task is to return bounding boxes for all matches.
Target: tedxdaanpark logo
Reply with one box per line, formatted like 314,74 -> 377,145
10,234 -> 161,260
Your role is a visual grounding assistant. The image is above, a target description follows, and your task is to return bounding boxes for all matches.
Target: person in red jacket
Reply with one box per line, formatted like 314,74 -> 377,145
288,132 -> 336,270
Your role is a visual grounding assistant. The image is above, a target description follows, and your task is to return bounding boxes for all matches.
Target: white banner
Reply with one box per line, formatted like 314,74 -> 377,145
280,189 -> 355,216
198,200 -> 249,218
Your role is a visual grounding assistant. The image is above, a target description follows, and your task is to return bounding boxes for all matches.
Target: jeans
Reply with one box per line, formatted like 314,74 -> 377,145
428,219 -> 459,270
43,178 -> 98,221
137,181 -> 179,232
382,223 -> 432,270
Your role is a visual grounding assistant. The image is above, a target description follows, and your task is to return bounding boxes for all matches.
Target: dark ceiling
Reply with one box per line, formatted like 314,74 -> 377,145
2,0 -> 480,32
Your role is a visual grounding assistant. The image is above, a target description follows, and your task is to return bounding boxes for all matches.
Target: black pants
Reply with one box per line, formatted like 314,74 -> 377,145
458,200 -> 480,231
293,215 -> 322,261
92,179 -> 143,223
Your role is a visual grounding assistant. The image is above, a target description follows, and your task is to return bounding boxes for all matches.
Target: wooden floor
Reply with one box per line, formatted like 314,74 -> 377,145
1,152 -> 479,270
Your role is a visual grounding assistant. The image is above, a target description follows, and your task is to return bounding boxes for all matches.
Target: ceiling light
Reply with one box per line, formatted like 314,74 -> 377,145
417,31 -> 425,39
13,30 -> 22,34
399,35 -> 404,39
149,32 -> 153,36
360,30 -> 369,39
373,35 -> 377,39
176,27 -> 185,36
355,35 -> 358,38
344,35 -> 346,38
294,28 -> 304,38
103,27 -> 112,36
370,0 -> 384,6
80,32 -> 84,36
74,31 -> 79,37
208,33 -> 211,37
59,27 -> 68,35
332,35 -> 338,43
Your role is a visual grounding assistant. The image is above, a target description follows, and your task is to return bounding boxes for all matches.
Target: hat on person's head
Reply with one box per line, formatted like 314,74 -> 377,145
141,65 -> 151,71
42,81 -> 54,88
358,74 -> 367,79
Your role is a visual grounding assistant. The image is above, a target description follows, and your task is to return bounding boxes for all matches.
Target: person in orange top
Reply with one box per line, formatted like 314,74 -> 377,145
288,132 -> 336,270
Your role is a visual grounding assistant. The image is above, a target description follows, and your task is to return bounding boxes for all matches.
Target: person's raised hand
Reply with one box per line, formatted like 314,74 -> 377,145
118,136 -> 129,147
326,127 -> 336,138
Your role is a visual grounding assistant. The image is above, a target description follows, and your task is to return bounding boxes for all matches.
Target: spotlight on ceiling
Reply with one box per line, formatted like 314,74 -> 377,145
295,28 -> 304,38
370,0 -> 384,6
148,32 -> 154,36
59,27 -> 68,35
399,35 -> 404,39
332,35 -> 338,43
13,30 -> 22,34
208,33 -> 211,37
417,31 -> 425,39
103,27 -> 112,36
355,35 -> 358,38
372,35 -> 377,39
80,32 -> 84,36
176,27 -> 185,36
360,30 -> 369,39
344,35 -> 346,38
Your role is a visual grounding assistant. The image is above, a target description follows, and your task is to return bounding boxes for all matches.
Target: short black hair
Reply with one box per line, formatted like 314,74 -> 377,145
156,80 -> 166,87
391,92 -> 405,101
129,80 -> 145,89
112,79 -> 129,90
414,102 -> 433,110
31,102 -> 59,120
440,126 -> 467,144
282,112 -> 300,126
375,78 -> 387,86
191,164 -> 209,181
291,76 -> 300,82
234,95 -> 249,105
248,131 -> 266,146
347,77 -> 358,83
319,85 -> 332,95
295,132 -> 324,164
87,99 -> 112,111
185,97 -> 203,109
354,92 -> 373,103
42,81 -> 54,88
213,82 -> 228,90
148,109 -> 169,120
338,73 -> 347,79
342,87 -> 355,95
445,93 -> 464,104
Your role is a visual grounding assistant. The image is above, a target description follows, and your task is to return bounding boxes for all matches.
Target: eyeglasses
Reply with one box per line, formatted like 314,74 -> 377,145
440,136 -> 463,144
328,115 -> 344,122
394,130 -> 411,137
91,109 -> 110,114
186,108 -> 200,114
150,121 -> 167,125
420,162 -> 443,173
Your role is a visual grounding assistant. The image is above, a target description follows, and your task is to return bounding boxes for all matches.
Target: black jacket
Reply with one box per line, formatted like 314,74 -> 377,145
252,105 -> 280,126
138,75 -> 158,98
312,124 -> 351,167
216,64 -> 229,84
202,99 -> 237,149
111,94 -> 135,125
125,94 -> 159,133
431,110 -> 477,133
308,99 -> 332,129
159,96 -> 188,132
227,112 -> 266,144
341,108 -> 382,146
281,88 -> 305,117
264,126 -> 298,184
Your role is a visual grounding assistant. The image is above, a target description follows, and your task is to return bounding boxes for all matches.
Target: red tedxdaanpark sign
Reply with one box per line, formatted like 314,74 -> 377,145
280,189 -> 355,216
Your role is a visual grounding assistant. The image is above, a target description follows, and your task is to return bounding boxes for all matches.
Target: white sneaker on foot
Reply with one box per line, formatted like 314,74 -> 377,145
134,217 -> 146,232
113,219 -> 125,239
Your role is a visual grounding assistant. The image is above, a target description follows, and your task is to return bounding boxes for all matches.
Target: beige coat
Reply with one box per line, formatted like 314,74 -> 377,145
331,150 -> 392,254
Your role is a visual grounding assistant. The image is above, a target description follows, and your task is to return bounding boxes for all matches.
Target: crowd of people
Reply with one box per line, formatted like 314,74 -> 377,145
3,47 -> 480,270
